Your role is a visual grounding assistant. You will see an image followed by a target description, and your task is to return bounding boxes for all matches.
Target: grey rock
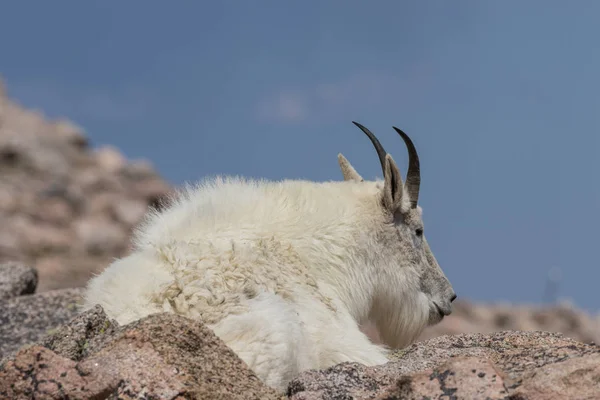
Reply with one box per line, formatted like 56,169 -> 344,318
40,304 -> 119,361
0,262 -> 37,300
0,287 -> 83,361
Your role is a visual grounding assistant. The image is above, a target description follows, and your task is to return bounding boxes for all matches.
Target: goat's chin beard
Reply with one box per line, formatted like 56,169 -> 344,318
366,292 -> 432,349
427,306 -> 445,326
428,312 -> 444,325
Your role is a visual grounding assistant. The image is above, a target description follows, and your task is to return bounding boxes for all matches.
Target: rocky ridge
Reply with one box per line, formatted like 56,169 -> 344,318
0,80 -> 171,291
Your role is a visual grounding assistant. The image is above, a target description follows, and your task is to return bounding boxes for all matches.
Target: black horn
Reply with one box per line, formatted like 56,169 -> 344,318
352,121 -> 387,176
392,126 -> 420,208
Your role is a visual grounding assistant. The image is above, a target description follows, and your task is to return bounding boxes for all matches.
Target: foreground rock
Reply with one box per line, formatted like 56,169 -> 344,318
0,311 -> 282,400
40,304 -> 119,361
289,330 -> 600,399
0,287 -> 83,360
2,302 -> 599,399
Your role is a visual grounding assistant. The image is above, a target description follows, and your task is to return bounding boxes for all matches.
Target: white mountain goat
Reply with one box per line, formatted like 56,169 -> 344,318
82,121 -> 456,391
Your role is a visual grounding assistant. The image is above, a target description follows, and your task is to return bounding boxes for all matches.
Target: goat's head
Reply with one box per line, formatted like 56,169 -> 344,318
339,122 -> 456,345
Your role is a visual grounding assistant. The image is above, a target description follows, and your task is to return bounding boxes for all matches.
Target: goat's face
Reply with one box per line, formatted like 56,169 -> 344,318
392,204 -> 455,326
339,122 -> 456,331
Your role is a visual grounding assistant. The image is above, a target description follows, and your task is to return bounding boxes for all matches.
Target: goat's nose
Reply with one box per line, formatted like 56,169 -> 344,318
450,293 -> 457,303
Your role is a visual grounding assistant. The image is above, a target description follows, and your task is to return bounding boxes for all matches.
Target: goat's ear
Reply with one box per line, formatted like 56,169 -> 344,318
338,153 -> 363,182
382,154 -> 403,213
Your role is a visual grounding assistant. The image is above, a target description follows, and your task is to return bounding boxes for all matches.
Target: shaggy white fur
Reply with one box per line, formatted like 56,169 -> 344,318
83,127 -> 456,391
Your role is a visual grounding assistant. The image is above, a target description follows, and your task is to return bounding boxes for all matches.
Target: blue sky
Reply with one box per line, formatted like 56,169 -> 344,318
1,1 -> 598,313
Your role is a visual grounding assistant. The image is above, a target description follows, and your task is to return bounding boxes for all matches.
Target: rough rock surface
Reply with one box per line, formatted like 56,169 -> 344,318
288,330 -> 600,399
40,304 -> 119,362
4,306 -> 598,399
0,287 -> 83,360
0,311 -> 282,400
0,82 -> 172,291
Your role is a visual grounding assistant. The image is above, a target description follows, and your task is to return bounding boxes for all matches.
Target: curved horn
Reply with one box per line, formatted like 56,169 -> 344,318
392,126 -> 420,208
352,121 -> 387,175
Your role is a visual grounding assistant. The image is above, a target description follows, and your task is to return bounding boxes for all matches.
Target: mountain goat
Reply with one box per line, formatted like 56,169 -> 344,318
82,121 -> 456,391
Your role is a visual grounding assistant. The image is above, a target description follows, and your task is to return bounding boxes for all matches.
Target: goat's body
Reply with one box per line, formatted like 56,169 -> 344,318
84,119 -> 459,391
84,176 -> 392,390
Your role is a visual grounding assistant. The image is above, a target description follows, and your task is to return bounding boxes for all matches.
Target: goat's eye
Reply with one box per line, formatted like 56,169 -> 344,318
415,228 -> 423,237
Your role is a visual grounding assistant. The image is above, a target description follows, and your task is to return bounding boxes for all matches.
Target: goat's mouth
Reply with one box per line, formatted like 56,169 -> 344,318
428,307 -> 444,325
434,303 -> 444,319
433,302 -> 452,317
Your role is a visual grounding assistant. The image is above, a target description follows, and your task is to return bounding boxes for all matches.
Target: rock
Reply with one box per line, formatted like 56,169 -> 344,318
375,357 -> 508,400
0,288 -> 83,361
390,330 -> 600,385
288,331 -> 600,399
510,353 -> 600,399
0,345 -> 116,400
0,262 -> 37,300
41,304 -> 119,362
0,79 -> 172,291
0,312 -> 282,399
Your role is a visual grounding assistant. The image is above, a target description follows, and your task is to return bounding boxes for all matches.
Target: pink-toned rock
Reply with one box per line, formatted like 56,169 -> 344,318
0,345 -> 117,400
0,312 -> 281,400
511,353 -> 600,400
375,357 -> 508,400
